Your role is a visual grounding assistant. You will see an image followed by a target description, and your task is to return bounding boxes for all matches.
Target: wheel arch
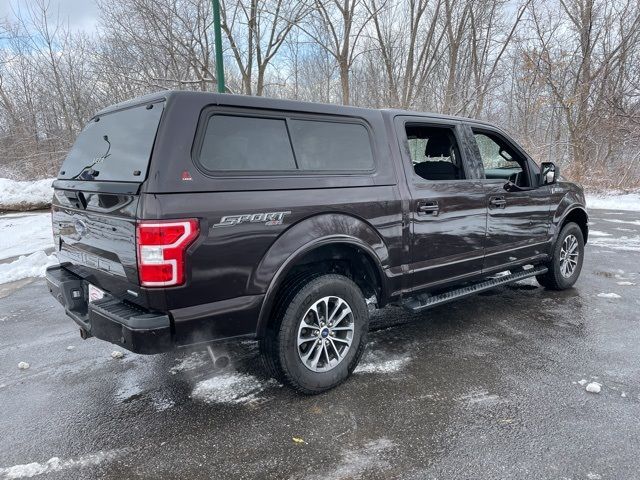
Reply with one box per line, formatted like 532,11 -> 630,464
252,213 -> 390,338
556,206 -> 589,244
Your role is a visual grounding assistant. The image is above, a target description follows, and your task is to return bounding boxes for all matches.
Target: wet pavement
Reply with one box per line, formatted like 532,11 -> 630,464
1,209 -> 639,479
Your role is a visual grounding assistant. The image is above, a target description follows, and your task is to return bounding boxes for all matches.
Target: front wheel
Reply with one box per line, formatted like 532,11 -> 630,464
537,222 -> 585,290
260,274 -> 369,394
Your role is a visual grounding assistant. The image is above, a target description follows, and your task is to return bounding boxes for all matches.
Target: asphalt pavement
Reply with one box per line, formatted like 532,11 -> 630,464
1,209 -> 639,479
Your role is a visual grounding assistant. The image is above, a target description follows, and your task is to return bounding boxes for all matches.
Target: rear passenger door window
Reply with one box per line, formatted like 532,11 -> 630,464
406,125 -> 465,181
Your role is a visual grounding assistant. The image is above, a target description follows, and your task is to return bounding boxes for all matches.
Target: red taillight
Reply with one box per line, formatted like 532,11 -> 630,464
136,219 -> 199,287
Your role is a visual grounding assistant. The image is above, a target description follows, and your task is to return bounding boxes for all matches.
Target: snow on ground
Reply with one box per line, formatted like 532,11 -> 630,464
586,382 -> 602,394
0,213 -> 52,260
354,353 -> 411,374
589,235 -> 640,252
0,251 -> 57,284
0,178 -> 54,211
597,292 -> 621,299
586,192 -> 640,211
170,351 -> 211,375
0,450 -> 123,479
588,230 -> 612,237
0,211 -> 57,284
457,389 -> 502,406
191,373 -> 277,405
602,218 -> 640,226
305,438 -> 395,480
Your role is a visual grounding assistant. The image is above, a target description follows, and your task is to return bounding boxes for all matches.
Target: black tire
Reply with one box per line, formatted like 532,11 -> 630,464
537,222 -> 584,290
260,274 -> 369,394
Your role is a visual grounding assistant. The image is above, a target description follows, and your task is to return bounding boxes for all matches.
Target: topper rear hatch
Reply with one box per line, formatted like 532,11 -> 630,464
46,99 -> 175,352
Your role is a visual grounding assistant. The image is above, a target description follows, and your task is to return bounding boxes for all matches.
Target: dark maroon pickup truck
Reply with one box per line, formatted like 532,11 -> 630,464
46,91 -> 588,393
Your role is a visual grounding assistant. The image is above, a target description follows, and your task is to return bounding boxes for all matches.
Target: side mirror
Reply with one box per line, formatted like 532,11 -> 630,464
540,162 -> 558,185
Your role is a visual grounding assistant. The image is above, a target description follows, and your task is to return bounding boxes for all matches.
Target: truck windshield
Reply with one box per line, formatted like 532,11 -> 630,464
59,101 -> 164,182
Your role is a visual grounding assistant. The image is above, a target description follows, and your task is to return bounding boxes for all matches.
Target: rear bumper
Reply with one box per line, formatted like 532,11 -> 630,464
46,265 -> 173,354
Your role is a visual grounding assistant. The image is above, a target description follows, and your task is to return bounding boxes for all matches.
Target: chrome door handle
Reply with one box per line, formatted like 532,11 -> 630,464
489,196 -> 507,209
418,202 -> 439,216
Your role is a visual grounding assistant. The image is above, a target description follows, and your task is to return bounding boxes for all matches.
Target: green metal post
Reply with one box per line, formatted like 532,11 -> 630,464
211,0 -> 225,93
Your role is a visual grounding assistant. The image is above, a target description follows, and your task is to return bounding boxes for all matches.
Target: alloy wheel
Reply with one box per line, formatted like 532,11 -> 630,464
297,296 -> 354,372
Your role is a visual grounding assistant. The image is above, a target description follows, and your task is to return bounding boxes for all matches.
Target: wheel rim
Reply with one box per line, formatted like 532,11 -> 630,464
560,234 -> 579,278
297,296 -> 354,373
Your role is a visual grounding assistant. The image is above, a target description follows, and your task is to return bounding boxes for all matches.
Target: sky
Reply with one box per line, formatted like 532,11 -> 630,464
1,0 -> 100,33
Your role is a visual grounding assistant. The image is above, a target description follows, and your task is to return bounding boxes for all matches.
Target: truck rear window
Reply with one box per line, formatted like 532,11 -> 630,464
197,114 -> 374,173
58,102 -> 164,182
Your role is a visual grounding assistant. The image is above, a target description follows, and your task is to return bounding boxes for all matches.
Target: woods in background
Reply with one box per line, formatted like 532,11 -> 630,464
1,0 -> 639,187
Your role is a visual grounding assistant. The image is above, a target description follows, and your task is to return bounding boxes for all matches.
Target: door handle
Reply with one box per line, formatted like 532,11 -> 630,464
418,201 -> 439,216
489,196 -> 507,209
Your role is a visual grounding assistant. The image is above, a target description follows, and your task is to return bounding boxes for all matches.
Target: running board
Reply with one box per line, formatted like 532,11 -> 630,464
402,266 -> 548,312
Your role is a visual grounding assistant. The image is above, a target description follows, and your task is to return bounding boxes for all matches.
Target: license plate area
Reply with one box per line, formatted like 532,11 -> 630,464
88,284 -> 105,303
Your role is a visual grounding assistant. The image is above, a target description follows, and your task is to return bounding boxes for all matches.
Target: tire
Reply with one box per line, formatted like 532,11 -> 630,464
260,274 -> 369,394
537,222 -> 584,290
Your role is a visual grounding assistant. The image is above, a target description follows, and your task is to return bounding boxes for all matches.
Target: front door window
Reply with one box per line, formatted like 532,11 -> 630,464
474,132 -> 529,187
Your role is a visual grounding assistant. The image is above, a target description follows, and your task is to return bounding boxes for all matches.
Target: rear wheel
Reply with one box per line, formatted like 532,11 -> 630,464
537,222 -> 584,290
260,274 -> 369,394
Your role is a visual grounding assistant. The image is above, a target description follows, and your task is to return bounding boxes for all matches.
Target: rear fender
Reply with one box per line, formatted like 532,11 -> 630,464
251,213 -> 389,336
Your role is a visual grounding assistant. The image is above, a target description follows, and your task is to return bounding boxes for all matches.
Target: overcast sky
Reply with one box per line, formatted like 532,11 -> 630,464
1,0 -> 100,33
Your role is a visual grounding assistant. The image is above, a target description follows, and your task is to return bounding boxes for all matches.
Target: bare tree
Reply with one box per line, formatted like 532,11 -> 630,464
219,0 -> 310,95
0,0 -> 639,187
301,0 -> 374,104
364,0 -> 446,108
529,0 -> 640,180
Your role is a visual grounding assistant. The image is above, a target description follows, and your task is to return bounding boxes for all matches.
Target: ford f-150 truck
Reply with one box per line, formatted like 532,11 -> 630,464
46,91 -> 588,393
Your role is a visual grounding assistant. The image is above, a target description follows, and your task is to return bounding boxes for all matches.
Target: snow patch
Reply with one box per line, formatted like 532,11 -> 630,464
0,178 -> 54,211
578,379 -> 588,386
586,382 -> 602,394
590,235 -> 640,252
151,394 -> 175,412
0,251 -> 57,285
354,354 -> 411,374
111,350 -> 124,359
0,450 -> 122,479
17,362 -> 30,370
170,351 -> 210,375
617,281 -> 635,286
306,438 -> 394,480
588,230 -> 611,237
597,292 -> 621,299
191,373 -> 274,405
586,192 -> 640,211
0,213 -> 53,260
457,389 -> 501,405
602,218 -> 640,226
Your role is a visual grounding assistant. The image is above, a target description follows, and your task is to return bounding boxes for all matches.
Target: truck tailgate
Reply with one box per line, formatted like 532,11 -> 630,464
52,189 -> 156,309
